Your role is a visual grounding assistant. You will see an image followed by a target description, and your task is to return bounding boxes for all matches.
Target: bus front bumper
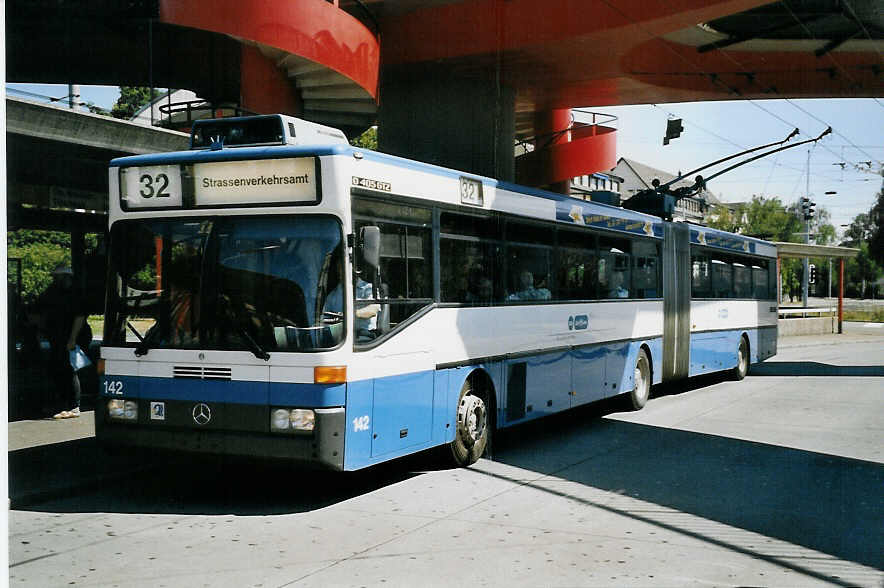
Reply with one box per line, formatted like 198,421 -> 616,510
95,402 -> 346,471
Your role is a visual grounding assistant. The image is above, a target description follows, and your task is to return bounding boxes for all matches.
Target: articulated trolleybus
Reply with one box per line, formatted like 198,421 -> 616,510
98,114 -> 777,470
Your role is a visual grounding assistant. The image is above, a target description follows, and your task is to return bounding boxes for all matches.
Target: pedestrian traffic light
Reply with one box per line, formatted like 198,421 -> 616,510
663,118 -> 683,145
809,263 -> 817,284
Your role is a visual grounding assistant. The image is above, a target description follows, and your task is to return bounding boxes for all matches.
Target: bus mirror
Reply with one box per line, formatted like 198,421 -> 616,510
360,226 -> 380,271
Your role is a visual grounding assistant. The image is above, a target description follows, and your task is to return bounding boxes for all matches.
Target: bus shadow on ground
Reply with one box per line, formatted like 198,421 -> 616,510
488,406 -> 884,579
749,361 -> 884,376
10,440 -> 426,516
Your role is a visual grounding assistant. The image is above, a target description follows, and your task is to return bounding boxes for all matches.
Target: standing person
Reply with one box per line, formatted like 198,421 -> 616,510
35,264 -> 89,419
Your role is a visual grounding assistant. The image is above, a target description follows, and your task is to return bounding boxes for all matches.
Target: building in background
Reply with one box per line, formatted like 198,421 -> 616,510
570,172 -> 624,207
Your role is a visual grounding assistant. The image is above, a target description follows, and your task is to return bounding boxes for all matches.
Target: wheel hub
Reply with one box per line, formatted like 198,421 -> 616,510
457,394 -> 486,448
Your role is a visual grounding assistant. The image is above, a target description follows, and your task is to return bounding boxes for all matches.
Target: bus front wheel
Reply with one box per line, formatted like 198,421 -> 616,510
450,381 -> 489,467
629,349 -> 651,410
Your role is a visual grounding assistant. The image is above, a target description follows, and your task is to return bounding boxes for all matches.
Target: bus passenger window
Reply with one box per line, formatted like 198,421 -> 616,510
711,258 -> 732,298
691,253 -> 711,298
599,237 -> 631,299
631,240 -> 659,298
506,243 -> 551,301
733,262 -> 752,298
558,230 -> 598,301
752,263 -> 769,299
440,239 -> 501,304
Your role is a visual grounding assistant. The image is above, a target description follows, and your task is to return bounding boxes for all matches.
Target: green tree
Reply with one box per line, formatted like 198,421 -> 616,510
846,241 -> 882,299
706,196 -> 802,242
867,186 -> 883,266
351,126 -> 377,150
111,86 -> 155,120
841,212 -> 872,247
7,230 -> 71,305
705,203 -> 743,233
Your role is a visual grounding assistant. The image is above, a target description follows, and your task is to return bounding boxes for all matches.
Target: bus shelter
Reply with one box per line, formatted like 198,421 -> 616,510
774,242 -> 859,334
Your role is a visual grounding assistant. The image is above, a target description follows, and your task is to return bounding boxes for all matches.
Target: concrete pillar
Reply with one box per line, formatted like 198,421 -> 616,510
378,65 -> 515,181
534,109 -> 571,195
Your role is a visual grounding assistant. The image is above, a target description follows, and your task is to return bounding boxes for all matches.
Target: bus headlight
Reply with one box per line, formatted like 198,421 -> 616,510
270,408 -> 315,433
271,409 -> 290,431
108,399 -> 138,421
290,409 -> 315,432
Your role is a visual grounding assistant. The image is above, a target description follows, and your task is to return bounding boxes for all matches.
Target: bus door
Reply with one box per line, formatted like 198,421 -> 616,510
662,222 -> 690,381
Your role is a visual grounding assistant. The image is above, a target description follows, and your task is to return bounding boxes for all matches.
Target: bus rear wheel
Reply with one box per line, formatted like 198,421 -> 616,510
450,381 -> 489,467
732,336 -> 749,381
629,349 -> 651,410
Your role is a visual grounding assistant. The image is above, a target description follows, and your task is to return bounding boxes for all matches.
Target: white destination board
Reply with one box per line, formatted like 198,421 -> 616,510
194,158 -> 316,206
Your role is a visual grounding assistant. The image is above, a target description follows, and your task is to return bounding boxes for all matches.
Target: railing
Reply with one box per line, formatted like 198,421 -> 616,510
515,110 -> 617,153
778,306 -> 836,318
156,101 -> 258,129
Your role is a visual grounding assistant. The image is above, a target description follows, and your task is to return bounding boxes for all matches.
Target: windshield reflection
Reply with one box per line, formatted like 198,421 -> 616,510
106,216 -> 345,353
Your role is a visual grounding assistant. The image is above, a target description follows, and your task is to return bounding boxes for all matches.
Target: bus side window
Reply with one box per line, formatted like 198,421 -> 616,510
631,240 -> 659,298
557,229 -> 598,301
691,252 -> 711,298
599,236 -> 631,299
352,200 -> 434,342
711,257 -> 732,298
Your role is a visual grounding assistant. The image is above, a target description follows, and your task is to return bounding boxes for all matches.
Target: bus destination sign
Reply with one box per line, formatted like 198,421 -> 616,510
194,158 -> 316,206
120,158 -> 318,210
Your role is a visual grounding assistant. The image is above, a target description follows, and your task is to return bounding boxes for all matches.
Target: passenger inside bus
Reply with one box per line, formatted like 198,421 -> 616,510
607,271 -> 629,298
507,271 -> 551,301
354,277 -> 379,341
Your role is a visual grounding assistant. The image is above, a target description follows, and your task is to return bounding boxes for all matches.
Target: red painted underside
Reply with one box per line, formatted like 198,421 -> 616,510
382,0 -> 883,109
160,0 -> 379,99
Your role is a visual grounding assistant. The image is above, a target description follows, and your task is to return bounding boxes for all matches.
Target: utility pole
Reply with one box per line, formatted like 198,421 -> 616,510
802,149 -> 810,308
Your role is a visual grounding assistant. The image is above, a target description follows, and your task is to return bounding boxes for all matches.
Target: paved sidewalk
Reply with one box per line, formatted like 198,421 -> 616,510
9,411 -> 96,452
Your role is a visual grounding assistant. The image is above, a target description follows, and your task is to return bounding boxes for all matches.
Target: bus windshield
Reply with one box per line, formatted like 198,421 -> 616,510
105,215 -> 345,353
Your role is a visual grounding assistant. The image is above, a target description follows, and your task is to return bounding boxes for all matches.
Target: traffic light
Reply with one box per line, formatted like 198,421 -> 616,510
809,263 -> 817,284
800,197 -> 816,221
663,118 -> 683,145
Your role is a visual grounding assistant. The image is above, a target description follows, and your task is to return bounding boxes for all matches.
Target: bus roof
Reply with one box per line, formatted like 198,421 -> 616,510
109,142 -> 775,254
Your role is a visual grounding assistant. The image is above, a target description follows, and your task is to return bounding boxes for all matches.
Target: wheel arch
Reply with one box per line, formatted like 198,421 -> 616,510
739,330 -> 751,364
464,367 -> 497,432
639,342 -> 654,385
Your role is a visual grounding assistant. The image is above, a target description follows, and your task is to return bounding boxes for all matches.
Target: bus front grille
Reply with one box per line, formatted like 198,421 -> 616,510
173,366 -> 232,380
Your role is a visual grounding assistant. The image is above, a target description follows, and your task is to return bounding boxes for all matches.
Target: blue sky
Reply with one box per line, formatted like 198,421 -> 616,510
7,84 -> 883,232
593,98 -> 884,232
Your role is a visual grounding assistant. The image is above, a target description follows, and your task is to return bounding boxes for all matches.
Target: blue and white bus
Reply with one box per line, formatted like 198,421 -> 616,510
97,114 -> 778,470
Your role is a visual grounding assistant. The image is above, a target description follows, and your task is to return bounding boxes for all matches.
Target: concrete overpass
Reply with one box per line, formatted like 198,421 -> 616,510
7,96 -> 188,232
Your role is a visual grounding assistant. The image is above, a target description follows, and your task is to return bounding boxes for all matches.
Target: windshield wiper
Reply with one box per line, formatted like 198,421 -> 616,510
220,296 -> 270,361
238,325 -> 270,361
126,320 -> 153,356
133,326 -> 153,356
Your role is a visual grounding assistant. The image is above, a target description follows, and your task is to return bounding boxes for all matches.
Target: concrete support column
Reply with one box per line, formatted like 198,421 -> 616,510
534,109 -> 571,195
378,65 -> 515,181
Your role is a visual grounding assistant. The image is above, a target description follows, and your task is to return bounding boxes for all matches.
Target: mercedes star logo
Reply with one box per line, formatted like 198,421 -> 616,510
192,403 -> 212,426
